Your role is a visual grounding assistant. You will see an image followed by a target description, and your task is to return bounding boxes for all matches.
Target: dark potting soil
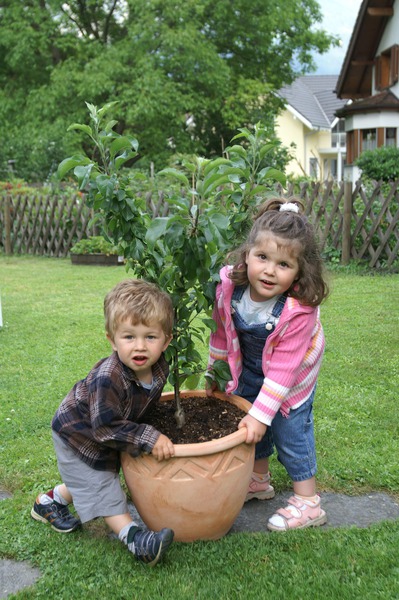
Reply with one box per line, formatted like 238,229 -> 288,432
145,396 -> 245,444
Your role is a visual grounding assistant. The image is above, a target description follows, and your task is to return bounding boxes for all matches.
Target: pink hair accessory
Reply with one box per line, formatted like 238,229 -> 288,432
280,202 -> 299,214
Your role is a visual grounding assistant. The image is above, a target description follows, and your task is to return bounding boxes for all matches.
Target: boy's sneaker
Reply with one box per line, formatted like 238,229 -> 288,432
245,472 -> 275,502
31,496 -> 81,533
127,525 -> 174,566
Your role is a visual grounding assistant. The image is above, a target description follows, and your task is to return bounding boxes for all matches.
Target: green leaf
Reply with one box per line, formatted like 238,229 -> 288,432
202,317 -> 217,332
184,373 -> 201,389
104,120 -> 118,133
202,173 -> 232,195
97,101 -> 119,117
109,136 -> 137,159
220,166 -> 246,178
206,212 -> 230,232
57,155 -> 92,179
259,141 -> 279,160
224,144 -> 246,157
96,174 -> 116,199
257,166 -> 286,185
212,359 -> 231,377
145,218 -> 168,244
157,168 -> 189,187
67,123 -> 93,137
85,102 -> 97,115
210,359 -> 232,391
203,157 -> 231,176
114,151 -> 139,171
74,164 -> 94,189
230,128 -> 252,142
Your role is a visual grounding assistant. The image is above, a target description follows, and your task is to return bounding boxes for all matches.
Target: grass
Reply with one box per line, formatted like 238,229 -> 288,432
0,255 -> 398,599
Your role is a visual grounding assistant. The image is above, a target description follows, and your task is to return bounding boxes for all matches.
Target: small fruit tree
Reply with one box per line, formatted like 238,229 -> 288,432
59,102 -> 286,426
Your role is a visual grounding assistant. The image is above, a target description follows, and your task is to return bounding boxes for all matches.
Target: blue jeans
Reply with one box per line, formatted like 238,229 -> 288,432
270,392 -> 317,482
235,370 -> 317,482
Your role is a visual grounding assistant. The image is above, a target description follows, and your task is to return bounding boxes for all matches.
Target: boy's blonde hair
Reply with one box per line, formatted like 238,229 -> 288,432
104,279 -> 174,339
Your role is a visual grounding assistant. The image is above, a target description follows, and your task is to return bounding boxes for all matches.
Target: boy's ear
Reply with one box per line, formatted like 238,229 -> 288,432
106,332 -> 117,351
163,334 -> 173,352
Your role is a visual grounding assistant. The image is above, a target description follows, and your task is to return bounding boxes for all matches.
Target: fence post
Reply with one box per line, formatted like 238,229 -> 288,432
4,195 -> 12,255
341,182 -> 352,265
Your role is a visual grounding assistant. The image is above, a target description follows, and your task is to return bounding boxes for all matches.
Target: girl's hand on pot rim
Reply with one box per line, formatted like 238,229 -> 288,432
238,414 -> 267,444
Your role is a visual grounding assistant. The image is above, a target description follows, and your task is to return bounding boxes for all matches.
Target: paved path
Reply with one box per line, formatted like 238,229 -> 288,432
0,490 -> 41,599
1,489 -> 399,598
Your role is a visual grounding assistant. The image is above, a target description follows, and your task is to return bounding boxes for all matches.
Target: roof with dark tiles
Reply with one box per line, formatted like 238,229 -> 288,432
336,90 -> 399,117
278,75 -> 348,129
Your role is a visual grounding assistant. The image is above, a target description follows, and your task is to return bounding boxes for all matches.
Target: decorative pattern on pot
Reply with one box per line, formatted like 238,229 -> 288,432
122,391 -> 255,542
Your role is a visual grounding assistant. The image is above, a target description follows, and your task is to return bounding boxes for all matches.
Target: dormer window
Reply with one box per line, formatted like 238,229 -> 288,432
362,129 -> 377,151
332,119 -> 346,148
375,45 -> 399,90
386,127 -> 397,147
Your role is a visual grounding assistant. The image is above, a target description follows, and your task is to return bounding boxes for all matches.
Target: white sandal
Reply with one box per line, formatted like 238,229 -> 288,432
267,495 -> 327,531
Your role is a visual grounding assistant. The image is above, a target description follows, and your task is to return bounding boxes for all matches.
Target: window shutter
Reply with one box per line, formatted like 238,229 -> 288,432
375,56 -> 382,90
346,131 -> 354,164
390,45 -> 399,85
377,128 -> 384,147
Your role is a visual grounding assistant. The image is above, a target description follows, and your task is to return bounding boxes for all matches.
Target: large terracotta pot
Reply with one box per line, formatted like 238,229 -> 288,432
121,390 -> 254,542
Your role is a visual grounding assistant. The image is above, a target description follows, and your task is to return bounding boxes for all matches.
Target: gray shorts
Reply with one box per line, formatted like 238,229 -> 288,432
52,431 -> 129,523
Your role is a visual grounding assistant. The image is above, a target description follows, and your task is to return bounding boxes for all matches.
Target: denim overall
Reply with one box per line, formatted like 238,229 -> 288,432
231,285 -> 317,481
231,286 -> 286,460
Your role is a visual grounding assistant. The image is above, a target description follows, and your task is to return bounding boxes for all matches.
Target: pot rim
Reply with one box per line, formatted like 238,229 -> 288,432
158,389 -> 251,458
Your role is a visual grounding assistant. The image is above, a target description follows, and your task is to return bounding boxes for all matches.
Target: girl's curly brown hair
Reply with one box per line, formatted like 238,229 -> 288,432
228,197 -> 329,307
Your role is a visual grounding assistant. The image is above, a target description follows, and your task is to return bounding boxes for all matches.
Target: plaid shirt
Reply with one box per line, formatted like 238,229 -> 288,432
52,351 -> 169,472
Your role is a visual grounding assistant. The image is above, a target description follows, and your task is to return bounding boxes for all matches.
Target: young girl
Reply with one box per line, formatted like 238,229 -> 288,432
206,198 -> 329,531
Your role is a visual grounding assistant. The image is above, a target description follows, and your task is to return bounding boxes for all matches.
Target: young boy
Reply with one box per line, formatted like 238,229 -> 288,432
31,279 -> 176,566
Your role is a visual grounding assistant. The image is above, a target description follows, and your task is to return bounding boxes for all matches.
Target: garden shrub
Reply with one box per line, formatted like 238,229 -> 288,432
355,146 -> 399,182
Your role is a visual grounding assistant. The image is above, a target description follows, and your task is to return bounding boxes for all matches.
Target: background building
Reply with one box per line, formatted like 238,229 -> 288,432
276,75 -> 348,180
335,0 -> 399,181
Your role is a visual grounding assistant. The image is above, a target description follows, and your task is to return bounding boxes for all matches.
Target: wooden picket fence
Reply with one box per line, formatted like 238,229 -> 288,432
1,192 -> 95,259
0,190 -> 169,259
1,181 -> 398,268
281,179 -> 399,268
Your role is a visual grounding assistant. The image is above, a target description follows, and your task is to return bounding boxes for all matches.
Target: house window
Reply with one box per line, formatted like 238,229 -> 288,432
375,45 -> 399,90
362,129 -> 377,151
332,119 -> 346,148
386,127 -> 397,147
309,157 -> 318,178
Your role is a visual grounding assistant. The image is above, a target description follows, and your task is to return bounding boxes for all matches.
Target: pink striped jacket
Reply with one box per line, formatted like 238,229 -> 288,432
207,266 -> 326,425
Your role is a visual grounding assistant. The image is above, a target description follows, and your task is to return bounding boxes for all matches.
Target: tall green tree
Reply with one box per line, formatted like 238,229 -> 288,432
0,0 -> 337,180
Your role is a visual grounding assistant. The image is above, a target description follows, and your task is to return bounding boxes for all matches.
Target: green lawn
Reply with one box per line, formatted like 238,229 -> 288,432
0,255 -> 398,599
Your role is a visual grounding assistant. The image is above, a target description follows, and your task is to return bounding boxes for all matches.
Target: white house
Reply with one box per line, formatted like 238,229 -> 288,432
335,0 -> 399,181
275,75 -> 348,180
